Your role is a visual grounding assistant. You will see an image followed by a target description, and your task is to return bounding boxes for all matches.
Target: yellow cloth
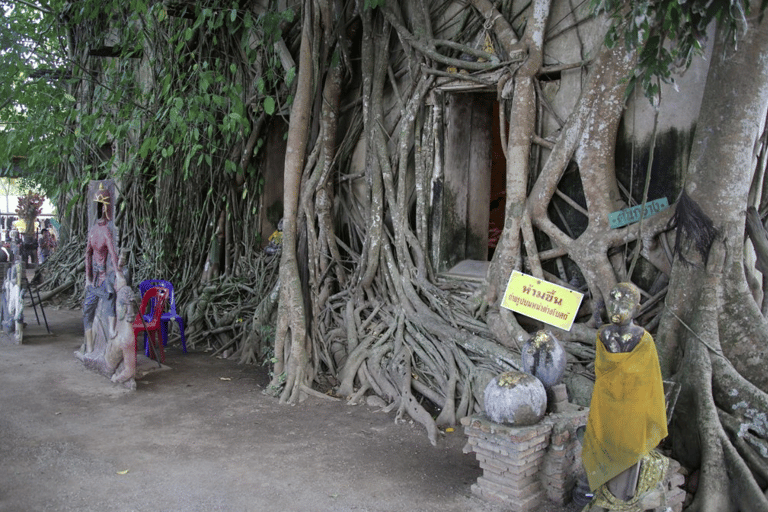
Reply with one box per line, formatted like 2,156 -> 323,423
582,330 -> 668,491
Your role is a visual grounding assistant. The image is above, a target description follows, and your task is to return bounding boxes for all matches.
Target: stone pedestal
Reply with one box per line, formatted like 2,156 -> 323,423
461,404 -> 589,512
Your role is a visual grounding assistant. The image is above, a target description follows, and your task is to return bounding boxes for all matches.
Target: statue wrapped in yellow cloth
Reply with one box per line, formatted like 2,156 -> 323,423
581,282 -> 668,505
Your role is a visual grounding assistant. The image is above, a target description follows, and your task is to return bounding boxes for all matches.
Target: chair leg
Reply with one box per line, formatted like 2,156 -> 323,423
147,331 -> 165,363
156,332 -> 165,363
145,332 -> 153,359
178,318 -> 187,353
160,321 -> 168,346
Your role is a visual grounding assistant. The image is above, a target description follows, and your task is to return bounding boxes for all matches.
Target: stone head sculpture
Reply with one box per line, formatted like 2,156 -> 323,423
606,282 -> 641,327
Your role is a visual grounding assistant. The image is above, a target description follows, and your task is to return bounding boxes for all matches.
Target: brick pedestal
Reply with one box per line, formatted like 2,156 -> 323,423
461,404 -> 589,511
540,406 -> 589,504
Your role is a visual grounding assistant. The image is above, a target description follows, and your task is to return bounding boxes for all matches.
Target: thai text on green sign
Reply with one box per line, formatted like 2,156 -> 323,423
608,197 -> 669,229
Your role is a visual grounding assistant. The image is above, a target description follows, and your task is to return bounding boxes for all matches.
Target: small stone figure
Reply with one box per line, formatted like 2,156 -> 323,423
484,370 -> 547,426
581,282 -> 668,509
83,183 -> 121,353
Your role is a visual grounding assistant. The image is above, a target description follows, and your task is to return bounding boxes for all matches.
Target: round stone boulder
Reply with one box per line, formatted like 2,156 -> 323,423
521,330 -> 567,390
483,371 -> 547,426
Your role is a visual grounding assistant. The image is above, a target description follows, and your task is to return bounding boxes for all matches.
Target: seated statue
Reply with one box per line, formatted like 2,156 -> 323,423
581,282 -> 668,508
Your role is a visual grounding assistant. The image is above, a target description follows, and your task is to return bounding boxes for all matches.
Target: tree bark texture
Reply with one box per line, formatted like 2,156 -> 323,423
656,12 -> 768,511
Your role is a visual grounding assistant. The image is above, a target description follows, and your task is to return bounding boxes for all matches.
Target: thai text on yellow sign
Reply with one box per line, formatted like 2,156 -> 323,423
501,271 -> 584,330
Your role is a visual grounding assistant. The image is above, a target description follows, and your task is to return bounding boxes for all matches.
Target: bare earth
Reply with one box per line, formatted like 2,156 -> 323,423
0,306 -> 582,512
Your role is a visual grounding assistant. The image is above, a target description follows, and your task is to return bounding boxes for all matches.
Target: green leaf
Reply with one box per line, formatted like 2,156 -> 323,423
139,137 -> 157,159
64,93 -> 77,103
263,96 -> 275,115
243,11 -> 254,29
285,67 -> 296,87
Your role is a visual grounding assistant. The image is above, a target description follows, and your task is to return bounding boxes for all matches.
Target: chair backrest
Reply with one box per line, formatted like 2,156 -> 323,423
137,286 -> 169,327
139,279 -> 177,315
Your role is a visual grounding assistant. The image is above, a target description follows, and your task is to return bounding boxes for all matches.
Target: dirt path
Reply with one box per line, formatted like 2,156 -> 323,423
0,306 -> 581,512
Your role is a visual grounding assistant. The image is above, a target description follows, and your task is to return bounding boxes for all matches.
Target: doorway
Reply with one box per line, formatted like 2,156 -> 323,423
433,92 -> 506,275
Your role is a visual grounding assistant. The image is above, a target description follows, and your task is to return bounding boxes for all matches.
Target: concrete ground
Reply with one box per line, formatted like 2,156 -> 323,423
0,305 -> 582,512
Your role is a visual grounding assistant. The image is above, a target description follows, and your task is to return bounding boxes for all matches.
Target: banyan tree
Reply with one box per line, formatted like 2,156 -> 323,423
3,0 -> 768,509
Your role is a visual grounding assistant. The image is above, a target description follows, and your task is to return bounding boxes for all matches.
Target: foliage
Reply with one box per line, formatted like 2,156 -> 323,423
16,190 -> 44,233
0,1 -> 71,199
0,178 -> 24,196
591,0 -> 768,101
1,0 -> 298,292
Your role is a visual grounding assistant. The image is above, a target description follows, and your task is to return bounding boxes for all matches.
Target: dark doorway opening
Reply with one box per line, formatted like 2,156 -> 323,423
434,92 -> 507,278
488,100 -> 507,261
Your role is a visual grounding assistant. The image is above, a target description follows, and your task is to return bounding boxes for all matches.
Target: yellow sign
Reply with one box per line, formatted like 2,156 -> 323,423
501,271 -> 584,330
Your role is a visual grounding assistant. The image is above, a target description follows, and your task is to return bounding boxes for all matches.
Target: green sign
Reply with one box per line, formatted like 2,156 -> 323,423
608,198 -> 669,229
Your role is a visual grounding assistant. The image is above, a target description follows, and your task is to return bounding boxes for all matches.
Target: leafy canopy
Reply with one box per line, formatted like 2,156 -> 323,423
591,0 -> 768,101
0,0 -> 296,204
0,0 -> 68,197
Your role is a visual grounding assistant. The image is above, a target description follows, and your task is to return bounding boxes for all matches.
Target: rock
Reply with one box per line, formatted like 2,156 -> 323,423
564,369 -> 594,408
483,371 -> 547,426
521,330 -> 567,390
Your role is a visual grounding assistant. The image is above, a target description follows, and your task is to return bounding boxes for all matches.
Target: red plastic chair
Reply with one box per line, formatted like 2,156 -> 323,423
138,279 -> 186,353
133,286 -> 169,363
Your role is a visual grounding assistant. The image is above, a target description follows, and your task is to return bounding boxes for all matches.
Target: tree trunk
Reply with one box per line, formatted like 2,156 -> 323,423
271,0 -> 315,403
657,12 -> 768,511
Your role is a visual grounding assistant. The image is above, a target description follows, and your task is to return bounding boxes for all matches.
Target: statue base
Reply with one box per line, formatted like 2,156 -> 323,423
461,404 -> 588,511
75,348 -> 171,389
